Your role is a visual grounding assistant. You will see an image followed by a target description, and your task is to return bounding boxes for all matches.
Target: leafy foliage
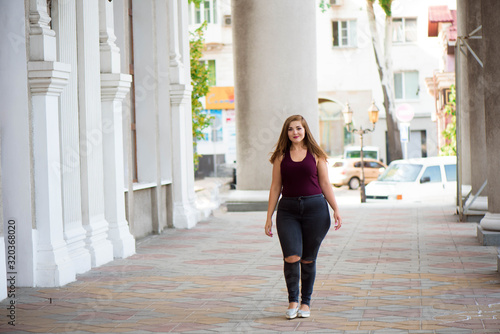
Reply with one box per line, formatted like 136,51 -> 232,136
319,0 -> 331,13
378,0 -> 393,16
320,0 -> 392,15
190,21 -> 213,170
440,85 -> 456,156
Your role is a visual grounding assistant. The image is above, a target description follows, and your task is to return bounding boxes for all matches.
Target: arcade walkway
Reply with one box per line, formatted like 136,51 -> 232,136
1,199 -> 500,333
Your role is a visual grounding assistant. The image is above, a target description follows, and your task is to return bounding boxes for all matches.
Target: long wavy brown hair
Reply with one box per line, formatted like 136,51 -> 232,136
269,115 -> 328,164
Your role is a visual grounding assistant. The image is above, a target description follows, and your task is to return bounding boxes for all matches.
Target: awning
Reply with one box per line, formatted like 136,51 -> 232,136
428,6 -> 454,37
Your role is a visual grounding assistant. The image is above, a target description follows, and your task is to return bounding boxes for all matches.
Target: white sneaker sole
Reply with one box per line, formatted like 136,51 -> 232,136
298,311 -> 310,318
285,308 -> 298,319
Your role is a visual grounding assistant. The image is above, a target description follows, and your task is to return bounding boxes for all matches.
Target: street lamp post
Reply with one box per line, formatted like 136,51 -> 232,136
342,101 -> 380,203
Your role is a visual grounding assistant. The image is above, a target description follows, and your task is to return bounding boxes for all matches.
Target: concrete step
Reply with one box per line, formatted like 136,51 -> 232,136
477,224 -> 500,246
223,190 -> 269,212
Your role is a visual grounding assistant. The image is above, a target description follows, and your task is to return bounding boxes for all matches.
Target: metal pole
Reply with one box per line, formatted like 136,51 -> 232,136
360,131 -> 366,203
456,37 -> 463,220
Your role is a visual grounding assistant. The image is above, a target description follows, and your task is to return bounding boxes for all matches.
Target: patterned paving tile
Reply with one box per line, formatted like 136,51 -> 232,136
1,202 -> 500,333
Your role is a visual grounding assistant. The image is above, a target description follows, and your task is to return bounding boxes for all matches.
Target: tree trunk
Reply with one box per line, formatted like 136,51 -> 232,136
366,0 -> 402,162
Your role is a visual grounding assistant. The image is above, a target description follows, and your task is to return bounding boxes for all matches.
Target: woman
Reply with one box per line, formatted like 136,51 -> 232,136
265,115 -> 342,319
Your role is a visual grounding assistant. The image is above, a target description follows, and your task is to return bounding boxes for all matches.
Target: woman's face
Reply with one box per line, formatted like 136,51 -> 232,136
288,120 -> 305,145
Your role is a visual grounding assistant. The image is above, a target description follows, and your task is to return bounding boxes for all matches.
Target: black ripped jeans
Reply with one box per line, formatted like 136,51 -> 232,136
276,194 -> 331,306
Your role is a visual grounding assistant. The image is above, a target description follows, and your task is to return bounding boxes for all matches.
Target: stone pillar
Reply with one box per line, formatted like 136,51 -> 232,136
232,0 -> 319,190
479,0 -> 500,231
99,0 -> 136,258
76,0 -> 114,267
112,0 -> 136,237
28,0 -> 75,286
0,0 -> 36,287
52,0 -> 92,275
0,135 -> 7,299
168,0 -> 198,229
456,0 -> 472,189
466,0 -> 487,196
132,0 -> 163,232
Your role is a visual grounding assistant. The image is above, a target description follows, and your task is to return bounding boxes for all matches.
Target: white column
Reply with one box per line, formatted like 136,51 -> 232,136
28,0 -> 75,287
76,0 -> 114,267
232,0 -> 320,190
29,62 -> 76,286
170,87 -> 197,228
168,0 -> 197,228
99,0 -> 135,258
131,0 -> 164,233
112,0 -> 136,232
52,0 -> 92,274
0,137 -> 7,299
0,0 -> 36,287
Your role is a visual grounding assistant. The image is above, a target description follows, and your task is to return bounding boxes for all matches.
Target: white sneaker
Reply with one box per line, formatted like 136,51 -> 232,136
298,309 -> 310,318
285,307 -> 299,319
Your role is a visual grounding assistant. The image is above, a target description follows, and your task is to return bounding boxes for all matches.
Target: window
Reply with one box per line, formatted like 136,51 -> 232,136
394,71 -> 419,100
345,149 -> 378,160
421,166 -> 442,183
207,60 -> 216,86
353,161 -> 382,168
444,164 -> 457,182
379,164 -> 422,182
199,59 -> 216,86
332,20 -> 357,47
393,18 -> 417,43
200,110 -> 222,142
192,0 -> 217,25
195,3 -> 202,24
213,0 -> 217,24
367,161 -> 385,169
204,1 -> 211,23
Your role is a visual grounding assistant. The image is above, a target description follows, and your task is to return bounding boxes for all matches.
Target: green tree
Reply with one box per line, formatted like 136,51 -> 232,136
440,85 -> 456,156
366,0 -> 402,162
189,20 -> 213,170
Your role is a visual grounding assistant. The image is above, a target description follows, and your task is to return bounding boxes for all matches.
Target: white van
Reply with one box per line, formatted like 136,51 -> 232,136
344,146 -> 380,161
365,156 -> 457,202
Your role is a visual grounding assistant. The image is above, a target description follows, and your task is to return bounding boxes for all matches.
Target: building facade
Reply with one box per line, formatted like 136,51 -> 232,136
0,0 -> 197,293
316,0 -> 456,163
191,0 -> 456,170
424,5 -> 456,155
190,0 -> 321,190
188,0 -> 236,179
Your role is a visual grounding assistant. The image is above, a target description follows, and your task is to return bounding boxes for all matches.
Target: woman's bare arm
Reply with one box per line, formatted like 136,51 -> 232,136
317,158 -> 342,229
265,157 -> 282,237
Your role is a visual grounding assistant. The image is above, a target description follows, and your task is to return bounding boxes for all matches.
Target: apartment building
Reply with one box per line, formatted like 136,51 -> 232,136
190,0 -> 456,166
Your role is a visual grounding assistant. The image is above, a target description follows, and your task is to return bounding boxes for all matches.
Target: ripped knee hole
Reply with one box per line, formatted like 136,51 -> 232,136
284,255 -> 301,263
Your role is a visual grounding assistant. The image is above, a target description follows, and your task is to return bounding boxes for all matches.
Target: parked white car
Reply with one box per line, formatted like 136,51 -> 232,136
365,156 -> 457,202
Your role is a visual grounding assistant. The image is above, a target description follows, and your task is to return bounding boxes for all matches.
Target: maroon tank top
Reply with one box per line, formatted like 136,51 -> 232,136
280,150 -> 323,197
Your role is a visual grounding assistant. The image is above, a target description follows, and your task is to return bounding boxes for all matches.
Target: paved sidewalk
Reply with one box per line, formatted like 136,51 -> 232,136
1,199 -> 500,333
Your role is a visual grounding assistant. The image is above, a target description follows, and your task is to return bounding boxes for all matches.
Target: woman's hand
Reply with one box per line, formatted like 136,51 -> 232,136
333,211 -> 342,230
265,218 -> 274,237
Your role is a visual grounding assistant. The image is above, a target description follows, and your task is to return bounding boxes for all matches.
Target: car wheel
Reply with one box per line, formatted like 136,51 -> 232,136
348,177 -> 360,190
